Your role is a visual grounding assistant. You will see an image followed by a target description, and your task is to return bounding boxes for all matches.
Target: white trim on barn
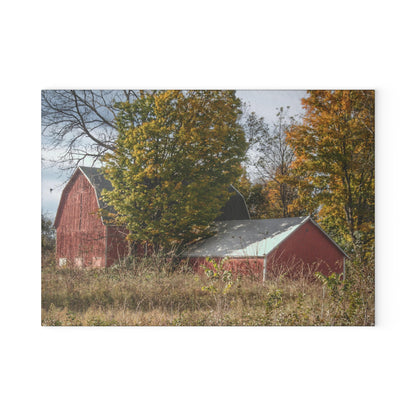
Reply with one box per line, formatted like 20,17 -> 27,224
262,255 -> 267,282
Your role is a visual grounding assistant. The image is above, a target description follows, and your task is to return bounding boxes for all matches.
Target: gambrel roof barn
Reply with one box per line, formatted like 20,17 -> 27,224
54,167 -> 125,268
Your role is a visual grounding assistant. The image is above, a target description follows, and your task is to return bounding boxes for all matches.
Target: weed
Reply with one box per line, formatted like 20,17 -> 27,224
41,254 -> 374,326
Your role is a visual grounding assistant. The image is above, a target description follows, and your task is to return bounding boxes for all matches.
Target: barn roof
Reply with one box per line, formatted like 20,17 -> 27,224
183,217 -> 309,258
183,216 -> 349,258
78,166 -> 114,211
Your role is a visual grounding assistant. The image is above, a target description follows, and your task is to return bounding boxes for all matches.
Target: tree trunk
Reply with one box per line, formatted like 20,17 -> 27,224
128,240 -> 138,258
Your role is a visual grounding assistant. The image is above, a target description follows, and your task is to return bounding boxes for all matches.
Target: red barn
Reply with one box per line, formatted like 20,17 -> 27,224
54,167 -> 129,267
54,167 -> 250,267
183,217 -> 348,280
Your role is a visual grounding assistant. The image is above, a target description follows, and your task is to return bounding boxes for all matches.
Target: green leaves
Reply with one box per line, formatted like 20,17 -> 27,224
102,90 -> 247,251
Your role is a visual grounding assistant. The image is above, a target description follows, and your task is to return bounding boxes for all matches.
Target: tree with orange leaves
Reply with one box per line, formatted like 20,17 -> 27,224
286,90 -> 375,255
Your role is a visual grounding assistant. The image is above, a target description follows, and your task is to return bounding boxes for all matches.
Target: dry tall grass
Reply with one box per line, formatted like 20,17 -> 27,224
41,255 -> 374,326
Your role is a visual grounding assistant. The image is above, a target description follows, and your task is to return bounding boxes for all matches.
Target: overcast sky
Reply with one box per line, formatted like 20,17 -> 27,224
42,90 -> 307,218
237,90 -> 306,122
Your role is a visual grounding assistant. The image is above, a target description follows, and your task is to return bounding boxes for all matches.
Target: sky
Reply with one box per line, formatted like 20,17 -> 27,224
237,90 -> 306,122
41,90 -> 307,219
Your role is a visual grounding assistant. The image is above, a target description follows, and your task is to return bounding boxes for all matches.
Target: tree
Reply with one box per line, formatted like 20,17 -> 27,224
101,90 -> 247,252
41,90 -> 140,169
244,107 -> 300,217
235,171 -> 269,219
286,90 -> 375,254
42,213 -> 56,265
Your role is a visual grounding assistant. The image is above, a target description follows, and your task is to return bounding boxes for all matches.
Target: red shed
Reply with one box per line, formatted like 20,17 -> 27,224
183,217 -> 348,280
54,167 -> 250,267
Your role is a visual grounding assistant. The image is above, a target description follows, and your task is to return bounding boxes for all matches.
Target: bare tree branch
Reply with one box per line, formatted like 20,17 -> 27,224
42,90 -> 139,169
242,107 -> 300,216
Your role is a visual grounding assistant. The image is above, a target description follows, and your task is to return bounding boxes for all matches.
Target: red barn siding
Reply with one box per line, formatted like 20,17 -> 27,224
55,171 -> 106,267
266,220 -> 344,278
225,258 -> 264,278
189,257 -> 264,279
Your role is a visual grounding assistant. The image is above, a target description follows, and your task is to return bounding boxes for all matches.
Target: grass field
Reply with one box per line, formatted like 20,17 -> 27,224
41,256 -> 375,326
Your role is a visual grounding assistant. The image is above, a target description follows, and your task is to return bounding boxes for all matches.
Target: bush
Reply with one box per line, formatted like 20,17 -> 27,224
42,214 -> 56,267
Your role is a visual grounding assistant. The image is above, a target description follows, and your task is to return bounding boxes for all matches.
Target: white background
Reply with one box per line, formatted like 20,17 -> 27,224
1,1 -> 415,415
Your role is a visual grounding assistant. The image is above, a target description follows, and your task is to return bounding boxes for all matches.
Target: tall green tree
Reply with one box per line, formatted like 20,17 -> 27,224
102,90 -> 247,253
286,90 -> 375,254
